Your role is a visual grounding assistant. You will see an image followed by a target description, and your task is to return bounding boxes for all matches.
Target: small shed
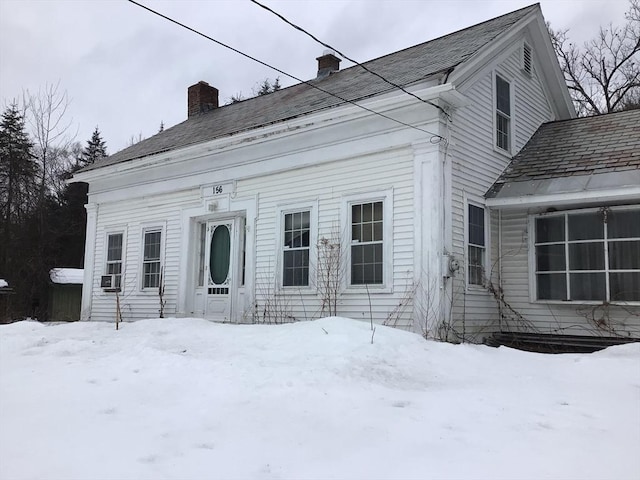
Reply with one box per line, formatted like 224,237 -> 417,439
48,268 -> 83,322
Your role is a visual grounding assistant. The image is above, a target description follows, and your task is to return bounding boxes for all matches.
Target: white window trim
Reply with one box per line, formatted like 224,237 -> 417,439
492,70 -> 515,157
464,194 -> 490,293
341,189 -> 394,293
275,200 -> 318,293
139,222 -> 166,293
103,227 -> 127,294
528,205 -> 640,305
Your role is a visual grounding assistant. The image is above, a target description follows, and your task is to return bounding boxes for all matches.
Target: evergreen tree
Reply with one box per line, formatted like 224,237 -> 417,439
0,104 -> 38,275
80,126 -> 107,166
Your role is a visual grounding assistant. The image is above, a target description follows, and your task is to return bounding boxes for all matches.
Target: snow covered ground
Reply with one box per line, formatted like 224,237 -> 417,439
1,317 -> 638,480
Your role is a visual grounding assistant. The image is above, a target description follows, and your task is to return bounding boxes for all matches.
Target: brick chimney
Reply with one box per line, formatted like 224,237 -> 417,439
188,81 -> 219,118
316,52 -> 341,79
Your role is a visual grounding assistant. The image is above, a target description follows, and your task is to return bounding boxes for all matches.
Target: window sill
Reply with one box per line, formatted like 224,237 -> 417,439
345,284 -> 393,295
532,299 -> 640,307
492,145 -> 512,158
465,285 -> 490,295
279,286 -> 317,295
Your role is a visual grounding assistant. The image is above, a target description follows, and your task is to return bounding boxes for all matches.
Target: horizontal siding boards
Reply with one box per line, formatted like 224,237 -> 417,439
499,210 -> 640,337
239,148 -> 415,328
448,47 -> 554,341
90,189 -> 200,322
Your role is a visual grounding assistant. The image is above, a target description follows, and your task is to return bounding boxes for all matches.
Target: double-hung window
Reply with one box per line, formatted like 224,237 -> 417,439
350,201 -> 384,285
534,208 -> 640,302
468,204 -> 486,286
282,210 -> 310,287
143,229 -> 162,289
495,75 -> 511,152
106,233 -> 123,289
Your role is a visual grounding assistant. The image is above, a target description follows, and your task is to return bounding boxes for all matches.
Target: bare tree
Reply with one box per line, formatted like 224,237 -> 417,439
24,82 -> 76,201
549,0 -> 640,116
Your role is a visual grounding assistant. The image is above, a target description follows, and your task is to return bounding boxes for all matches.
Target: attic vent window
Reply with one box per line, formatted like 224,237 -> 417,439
523,43 -> 532,75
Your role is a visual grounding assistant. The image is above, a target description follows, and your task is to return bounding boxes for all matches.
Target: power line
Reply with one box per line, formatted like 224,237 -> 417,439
250,0 -> 449,119
127,0 -> 445,142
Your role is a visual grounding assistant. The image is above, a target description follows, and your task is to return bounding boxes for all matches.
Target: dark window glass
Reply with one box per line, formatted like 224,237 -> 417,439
536,244 -> 566,271
537,273 -> 566,300
569,273 -> 606,301
608,240 -> 640,270
496,76 -> 510,114
351,244 -> 383,285
569,242 -> 605,270
609,272 -> 640,301
209,225 -> 230,285
536,216 -> 565,243
608,210 -> 640,239
468,205 -> 485,246
568,213 -> 603,240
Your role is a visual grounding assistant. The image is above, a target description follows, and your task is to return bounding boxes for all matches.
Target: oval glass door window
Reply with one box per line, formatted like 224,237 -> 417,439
210,225 -> 230,285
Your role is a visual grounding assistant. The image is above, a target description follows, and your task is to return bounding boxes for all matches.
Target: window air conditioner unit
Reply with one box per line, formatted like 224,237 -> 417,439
101,275 -> 116,289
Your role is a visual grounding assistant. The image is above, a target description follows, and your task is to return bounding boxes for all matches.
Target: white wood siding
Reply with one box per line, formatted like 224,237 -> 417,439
89,189 -> 200,322
448,45 -> 554,341
238,147 -> 416,328
499,209 -> 640,337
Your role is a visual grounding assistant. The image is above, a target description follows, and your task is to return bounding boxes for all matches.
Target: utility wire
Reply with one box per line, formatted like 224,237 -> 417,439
250,0 -> 449,118
128,0 -> 445,142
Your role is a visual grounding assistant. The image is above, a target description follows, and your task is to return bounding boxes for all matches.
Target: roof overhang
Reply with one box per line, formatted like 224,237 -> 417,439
486,170 -> 640,209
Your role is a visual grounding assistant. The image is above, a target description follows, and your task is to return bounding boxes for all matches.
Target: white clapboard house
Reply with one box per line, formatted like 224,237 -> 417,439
73,4 -> 639,344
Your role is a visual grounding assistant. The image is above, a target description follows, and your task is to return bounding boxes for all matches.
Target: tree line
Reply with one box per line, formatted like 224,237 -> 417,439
0,83 -> 107,320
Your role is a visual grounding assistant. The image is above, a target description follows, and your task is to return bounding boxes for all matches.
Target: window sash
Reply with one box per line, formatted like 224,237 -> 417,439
534,209 -> 640,302
351,201 -> 384,285
143,230 -> 162,289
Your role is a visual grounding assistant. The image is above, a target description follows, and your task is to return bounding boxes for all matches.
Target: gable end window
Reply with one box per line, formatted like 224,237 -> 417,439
282,210 -> 310,287
495,75 -> 511,152
534,208 -> 640,302
468,204 -> 486,286
106,232 -> 123,289
351,201 -> 384,285
143,229 -> 162,289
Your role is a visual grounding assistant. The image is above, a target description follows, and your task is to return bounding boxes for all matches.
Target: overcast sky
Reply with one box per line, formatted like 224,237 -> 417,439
0,0 -> 631,154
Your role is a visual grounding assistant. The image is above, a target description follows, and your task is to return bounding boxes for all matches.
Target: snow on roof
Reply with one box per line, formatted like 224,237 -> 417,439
0,279 -> 8,288
49,268 -> 84,285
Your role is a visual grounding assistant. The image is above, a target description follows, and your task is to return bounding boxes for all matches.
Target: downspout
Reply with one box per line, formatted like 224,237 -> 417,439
497,209 -> 503,331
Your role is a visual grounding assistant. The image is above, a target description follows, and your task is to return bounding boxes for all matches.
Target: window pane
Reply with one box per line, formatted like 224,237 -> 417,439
536,244 -> 565,271
283,250 -> 309,287
362,203 -> 372,222
608,210 -> 640,239
144,231 -> 161,261
373,201 -> 383,221
373,221 -> 383,242
568,213 -> 603,240
496,114 -> 509,150
352,204 -> 361,224
107,234 -> 123,261
496,76 -> 510,114
468,245 -> 484,285
609,272 -> 640,301
537,273 -> 566,300
608,240 -> 640,269
351,244 -> 383,284
569,242 -> 604,270
362,223 -> 373,242
536,216 -> 564,243
468,205 -> 485,246
570,272 -> 606,301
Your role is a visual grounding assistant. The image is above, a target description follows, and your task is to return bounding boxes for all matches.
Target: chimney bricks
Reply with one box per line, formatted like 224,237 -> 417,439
316,52 -> 341,79
188,81 -> 219,118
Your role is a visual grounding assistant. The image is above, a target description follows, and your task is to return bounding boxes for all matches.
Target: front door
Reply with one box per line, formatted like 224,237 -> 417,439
204,220 -> 234,320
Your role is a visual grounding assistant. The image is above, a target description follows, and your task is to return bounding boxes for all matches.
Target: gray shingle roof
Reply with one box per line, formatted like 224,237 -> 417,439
82,4 -> 538,172
486,109 -> 640,198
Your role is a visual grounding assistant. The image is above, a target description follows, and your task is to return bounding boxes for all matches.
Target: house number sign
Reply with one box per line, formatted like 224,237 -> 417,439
213,185 -> 224,195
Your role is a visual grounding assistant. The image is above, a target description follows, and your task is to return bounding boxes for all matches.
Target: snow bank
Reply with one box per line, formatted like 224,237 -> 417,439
49,268 -> 83,284
0,317 -> 638,480
0,278 -> 7,288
